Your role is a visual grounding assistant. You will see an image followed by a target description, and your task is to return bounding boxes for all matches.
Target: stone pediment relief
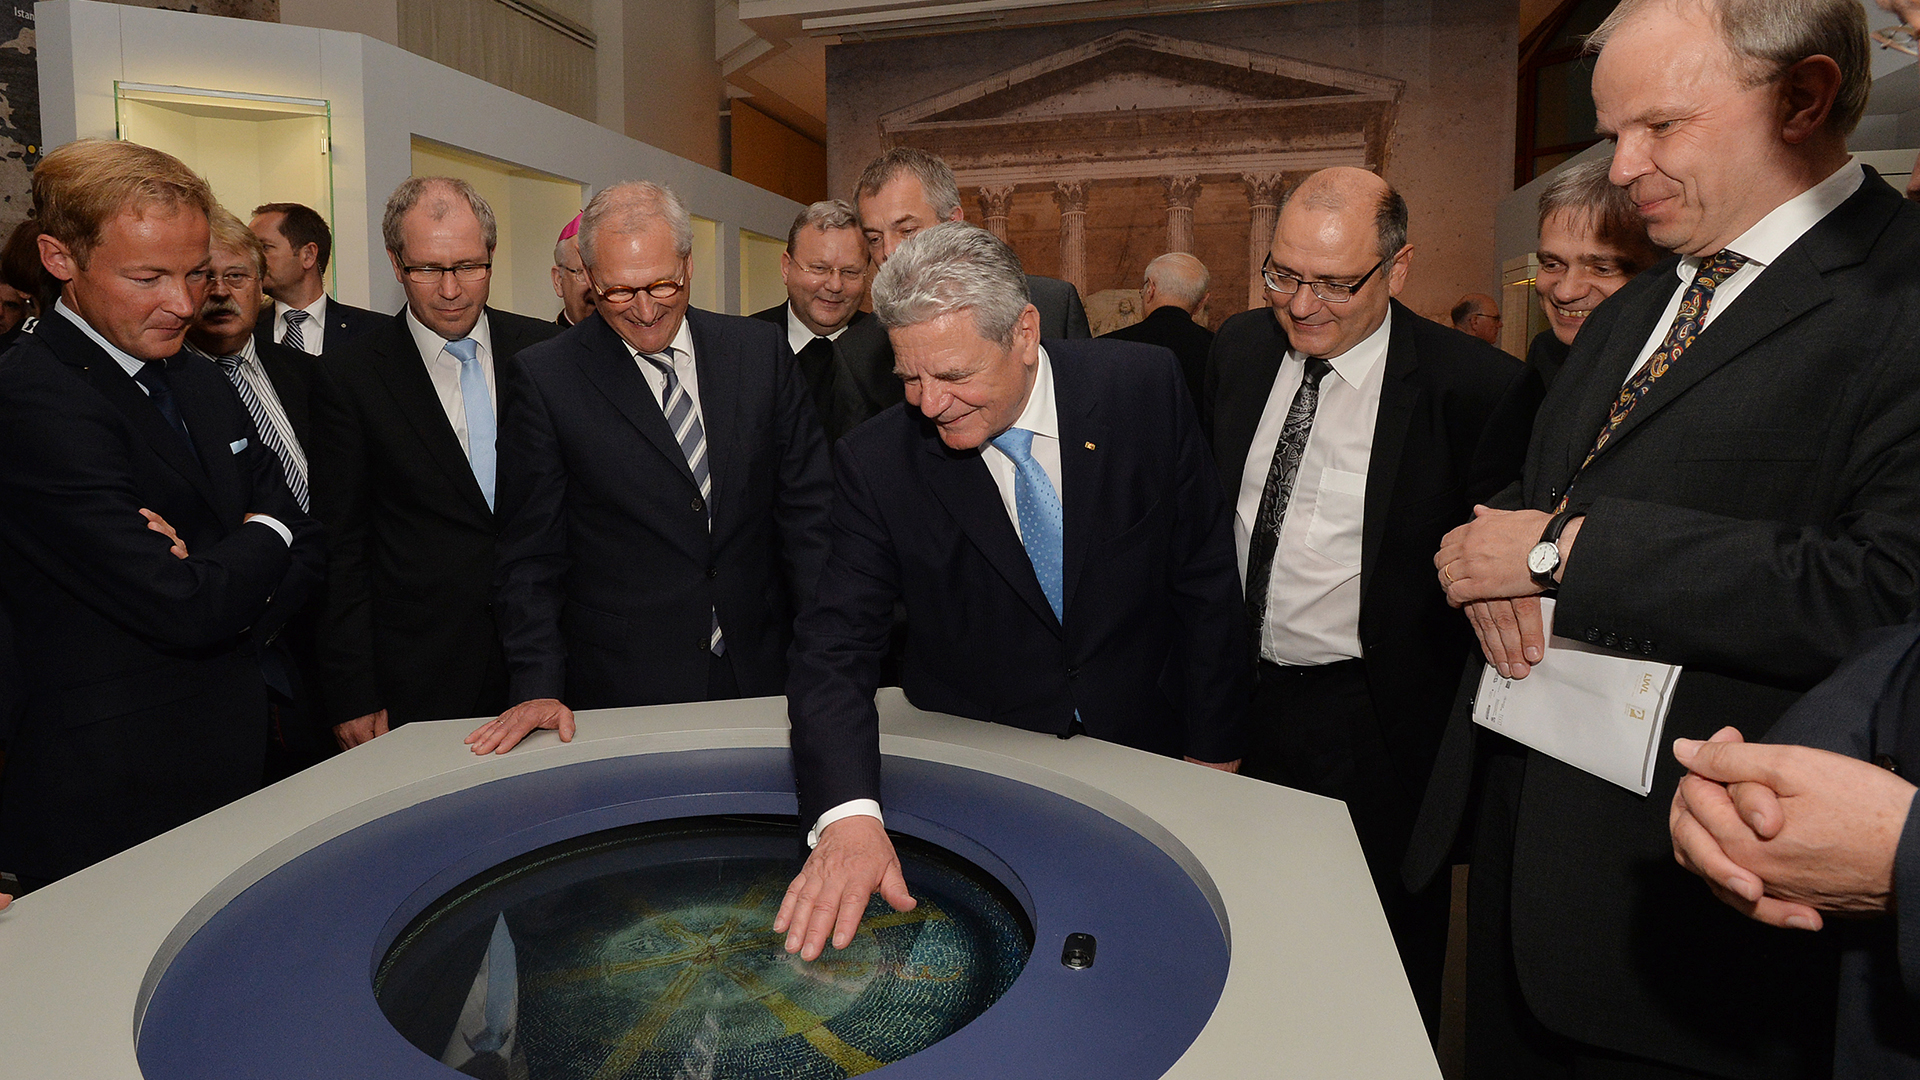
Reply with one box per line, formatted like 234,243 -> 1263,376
882,29 -> 1401,128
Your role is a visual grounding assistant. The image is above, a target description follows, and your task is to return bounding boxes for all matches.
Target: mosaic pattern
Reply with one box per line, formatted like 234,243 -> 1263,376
376,819 -> 1031,1080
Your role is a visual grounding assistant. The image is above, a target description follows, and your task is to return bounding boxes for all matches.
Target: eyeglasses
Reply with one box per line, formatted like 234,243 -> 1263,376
1261,257 -> 1386,303
206,270 -> 258,290
592,275 -> 688,304
796,263 -> 866,285
402,263 -> 492,284
555,264 -> 587,279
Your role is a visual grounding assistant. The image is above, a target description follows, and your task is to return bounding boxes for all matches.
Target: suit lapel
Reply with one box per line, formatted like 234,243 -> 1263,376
40,317 -> 223,514
1054,346 -> 1109,618
571,315 -> 699,492
686,311 -> 739,520
368,315 -> 492,519
172,359 -> 252,523
1360,303 -> 1419,607
1215,313 -> 1286,491
917,428 -> 1061,634
1549,272 -> 1678,493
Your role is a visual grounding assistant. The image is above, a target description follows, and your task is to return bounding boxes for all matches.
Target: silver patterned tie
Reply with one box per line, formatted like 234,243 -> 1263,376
641,347 -> 724,656
281,308 -> 311,353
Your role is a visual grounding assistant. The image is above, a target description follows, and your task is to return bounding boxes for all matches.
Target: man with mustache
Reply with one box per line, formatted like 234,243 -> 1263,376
307,177 -> 556,750
186,206 -> 330,778
1414,0 -> 1920,1075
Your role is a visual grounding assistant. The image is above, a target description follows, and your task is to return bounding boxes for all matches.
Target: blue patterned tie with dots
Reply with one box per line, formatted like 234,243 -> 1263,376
991,426 -> 1064,620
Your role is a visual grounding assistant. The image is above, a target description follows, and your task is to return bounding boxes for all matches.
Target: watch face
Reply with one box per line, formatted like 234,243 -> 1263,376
1527,541 -> 1559,575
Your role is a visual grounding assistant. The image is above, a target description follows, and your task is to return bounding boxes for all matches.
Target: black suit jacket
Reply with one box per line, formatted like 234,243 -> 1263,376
1028,274 -> 1090,340
1101,304 -> 1213,407
307,307 -> 558,728
749,303 -> 902,440
1406,168 -> 1920,1077
1205,300 -> 1524,809
253,296 -> 384,359
496,309 -> 833,709
0,314 -> 323,881
787,338 -> 1249,825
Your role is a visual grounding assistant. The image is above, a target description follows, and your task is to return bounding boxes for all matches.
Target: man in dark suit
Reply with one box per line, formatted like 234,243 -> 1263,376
1204,166 -> 1523,1032
772,222 -> 1247,961
749,199 -> 899,441
186,205 -> 330,779
1668,626 -> 1920,1078
1100,251 -> 1214,406
308,177 -> 557,751
1418,2 -> 1920,1075
250,202 -> 381,358
0,140 -> 322,889
854,147 -> 1090,339
466,181 -> 831,755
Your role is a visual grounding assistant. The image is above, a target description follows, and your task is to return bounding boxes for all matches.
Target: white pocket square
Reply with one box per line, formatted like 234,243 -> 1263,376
229,438 -> 248,453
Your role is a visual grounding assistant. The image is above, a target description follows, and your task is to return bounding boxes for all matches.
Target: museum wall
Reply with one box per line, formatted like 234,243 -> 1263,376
827,0 -> 1520,330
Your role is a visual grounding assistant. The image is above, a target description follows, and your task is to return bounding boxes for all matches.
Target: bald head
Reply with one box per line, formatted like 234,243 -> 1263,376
1281,167 -> 1408,263
1141,252 -> 1210,314
1266,166 -> 1411,361
1451,292 -> 1501,344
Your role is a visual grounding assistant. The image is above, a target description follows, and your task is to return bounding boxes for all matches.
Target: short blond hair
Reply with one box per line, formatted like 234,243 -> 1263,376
32,139 -> 215,266
207,205 -> 266,278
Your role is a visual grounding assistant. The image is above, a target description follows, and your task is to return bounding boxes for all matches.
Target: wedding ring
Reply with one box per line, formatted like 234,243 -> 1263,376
1442,563 -> 1455,585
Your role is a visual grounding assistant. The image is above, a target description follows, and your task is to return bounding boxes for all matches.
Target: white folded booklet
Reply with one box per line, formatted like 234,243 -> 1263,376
1471,598 -> 1680,796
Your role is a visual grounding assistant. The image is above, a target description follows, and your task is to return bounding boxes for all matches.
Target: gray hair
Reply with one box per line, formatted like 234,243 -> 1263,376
855,146 -> 963,221
1588,0 -> 1869,136
579,181 -> 693,269
1537,157 -> 1668,271
1279,174 -> 1409,263
871,221 -> 1030,346
1143,252 -> 1209,309
786,199 -> 864,253
382,176 -> 497,257
552,232 -> 578,269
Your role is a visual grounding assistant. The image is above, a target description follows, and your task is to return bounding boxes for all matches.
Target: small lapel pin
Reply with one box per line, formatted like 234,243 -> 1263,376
1084,441 -> 1096,450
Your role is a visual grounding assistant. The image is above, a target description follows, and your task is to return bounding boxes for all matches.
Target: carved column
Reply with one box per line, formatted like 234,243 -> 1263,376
1052,180 -> 1090,295
1160,174 -> 1200,254
1242,173 -> 1287,310
976,185 -> 1015,241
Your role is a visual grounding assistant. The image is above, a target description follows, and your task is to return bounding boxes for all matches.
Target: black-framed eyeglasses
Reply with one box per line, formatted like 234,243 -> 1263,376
402,263 -> 492,284
1261,257 -> 1386,303
591,275 -> 688,304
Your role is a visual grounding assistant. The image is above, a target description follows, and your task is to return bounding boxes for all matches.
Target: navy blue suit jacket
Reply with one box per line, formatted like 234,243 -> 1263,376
0,314 -> 323,881
786,338 -> 1248,825
495,309 -> 833,709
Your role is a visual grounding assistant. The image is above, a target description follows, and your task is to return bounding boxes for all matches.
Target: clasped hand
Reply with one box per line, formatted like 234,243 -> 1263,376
1669,726 -> 1915,931
1435,506 -> 1552,678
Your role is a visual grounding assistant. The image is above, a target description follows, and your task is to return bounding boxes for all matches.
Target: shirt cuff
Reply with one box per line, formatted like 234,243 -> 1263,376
248,514 -> 293,546
807,799 -> 883,849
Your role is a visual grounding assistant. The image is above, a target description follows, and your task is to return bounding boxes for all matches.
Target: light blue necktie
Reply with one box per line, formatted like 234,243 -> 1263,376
447,337 -> 494,510
992,427 -> 1064,620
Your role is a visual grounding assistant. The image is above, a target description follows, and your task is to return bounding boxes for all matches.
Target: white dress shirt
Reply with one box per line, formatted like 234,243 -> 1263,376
810,345 -> 1064,847
407,307 -> 497,457
272,294 -> 333,356
58,299 -> 292,546
1623,159 -> 1863,384
1234,308 -> 1391,666
784,305 -> 849,356
628,317 -> 704,425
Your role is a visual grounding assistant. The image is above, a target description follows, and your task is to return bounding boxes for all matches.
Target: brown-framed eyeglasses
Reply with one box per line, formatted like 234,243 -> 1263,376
591,274 -> 688,304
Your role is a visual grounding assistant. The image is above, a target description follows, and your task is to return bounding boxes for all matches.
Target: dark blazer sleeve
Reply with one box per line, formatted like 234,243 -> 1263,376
1554,340 -> 1920,688
1161,353 -> 1251,762
0,353 -> 299,649
786,435 -> 900,824
306,355 -> 384,722
494,350 -> 573,704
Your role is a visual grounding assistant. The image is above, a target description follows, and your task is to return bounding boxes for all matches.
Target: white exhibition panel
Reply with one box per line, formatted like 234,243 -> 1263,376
0,690 -> 1439,1079
36,0 -> 803,318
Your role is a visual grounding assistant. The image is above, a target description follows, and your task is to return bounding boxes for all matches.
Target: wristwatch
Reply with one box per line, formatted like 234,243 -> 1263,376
1527,510 -> 1579,590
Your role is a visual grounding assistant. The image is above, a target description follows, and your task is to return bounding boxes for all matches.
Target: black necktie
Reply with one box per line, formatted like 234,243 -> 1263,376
1244,357 -> 1332,647
132,359 -> 196,455
795,336 -> 838,418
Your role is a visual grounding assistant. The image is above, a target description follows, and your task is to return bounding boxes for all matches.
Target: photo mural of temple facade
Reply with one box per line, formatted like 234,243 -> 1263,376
877,30 -> 1402,332
828,1 -> 1521,333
